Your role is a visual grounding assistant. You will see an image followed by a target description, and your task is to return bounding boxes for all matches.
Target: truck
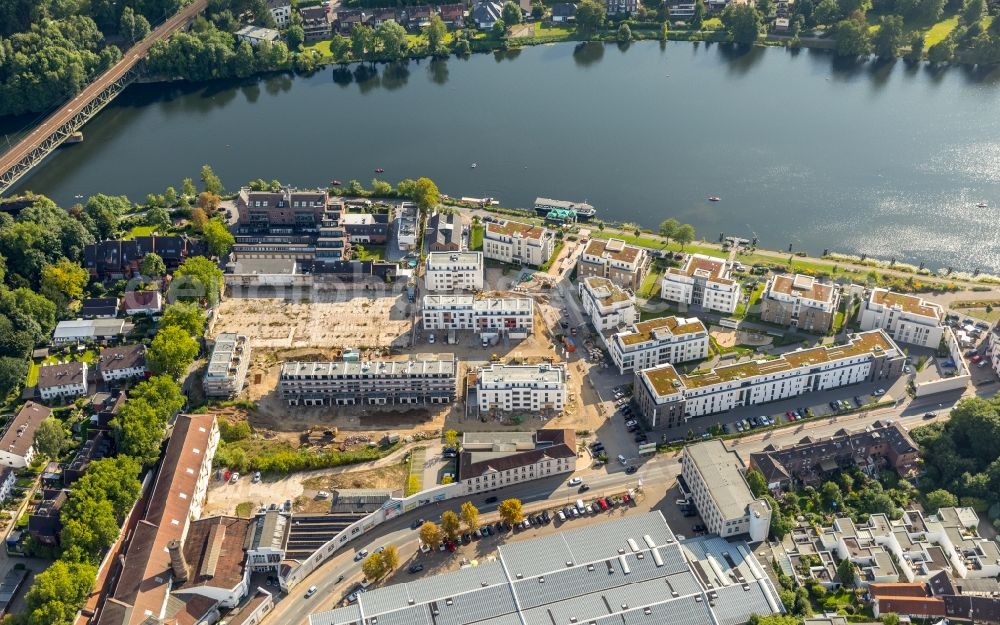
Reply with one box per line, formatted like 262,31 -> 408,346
562,336 -> 576,353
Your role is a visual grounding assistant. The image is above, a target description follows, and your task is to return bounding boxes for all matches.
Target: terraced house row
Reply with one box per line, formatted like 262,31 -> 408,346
634,330 -> 904,428
279,355 -> 458,406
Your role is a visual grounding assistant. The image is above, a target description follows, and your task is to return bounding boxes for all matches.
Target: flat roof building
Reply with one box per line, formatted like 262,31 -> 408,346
483,219 -> 555,267
425,251 -> 484,293
280,355 -> 458,407
422,294 -> 533,335
52,318 -> 126,343
634,330 -> 904,423
397,202 -> 419,249
474,362 -> 566,414
661,254 -> 742,315
309,511 -> 783,625
578,276 -> 637,333
609,315 -> 709,376
203,333 -> 251,398
682,440 -> 771,542
858,288 -> 944,348
576,238 -> 649,291
760,274 -> 841,333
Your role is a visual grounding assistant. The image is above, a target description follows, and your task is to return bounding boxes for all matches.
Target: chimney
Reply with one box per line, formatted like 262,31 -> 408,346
167,539 -> 189,582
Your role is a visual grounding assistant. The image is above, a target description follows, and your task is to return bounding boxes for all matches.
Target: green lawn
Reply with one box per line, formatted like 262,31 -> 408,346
590,231 -> 726,259
469,224 -> 484,251
124,225 -> 157,239
354,244 -> 386,261
701,17 -> 722,29
924,16 -> 958,47
638,265 -> 664,299
27,349 -> 98,387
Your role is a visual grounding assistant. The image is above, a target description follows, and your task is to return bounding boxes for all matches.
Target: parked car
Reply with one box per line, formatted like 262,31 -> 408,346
305,585 -> 317,598
408,564 -> 424,574
691,524 -> 706,533
354,549 -> 369,561
617,454 -> 627,465
230,472 -> 240,483
428,333 -> 435,344
579,484 -> 590,492
923,412 -> 936,419
252,471 -> 261,483
568,477 -> 582,486
557,509 -> 566,522
411,518 -> 425,530
485,496 -> 498,504
873,388 -> 886,396
625,466 -> 638,475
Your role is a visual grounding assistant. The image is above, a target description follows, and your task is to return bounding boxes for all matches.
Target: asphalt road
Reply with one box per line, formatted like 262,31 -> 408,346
261,381 -> 980,625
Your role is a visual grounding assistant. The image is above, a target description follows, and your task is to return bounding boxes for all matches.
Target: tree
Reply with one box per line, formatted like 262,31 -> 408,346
376,20 -> 408,59
836,557 -> 856,587
721,3 -> 763,44
362,552 -> 387,580
69,456 -> 141,520
23,560 -> 96,625
120,6 -> 151,44
674,224 -> 696,249
444,429 -> 460,448
131,375 -> 185,422
190,207 -> 210,231
749,616 -> 801,625
420,521 -> 443,547
286,23 -> 305,50
962,0 -> 985,24
113,398 -> 167,465
927,37 -> 955,62
40,259 -> 89,307
0,357 -> 28,399
381,544 -> 399,570
617,23 -> 632,42
161,302 -> 206,335
882,613 -> 900,625
758,0 -> 776,17
140,253 -> 166,278
351,23 -> 375,61
33,417 -> 67,459
659,218 -> 680,241
576,0 -> 605,32
460,501 -> 480,532
145,206 -> 172,232
148,325 -> 199,378
61,496 -> 119,562
502,1 -> 522,26
492,19 -> 507,38
821,481 -> 843,510
925,488 -> 958,512
182,177 -> 197,198
692,0 -> 706,28
163,187 -> 178,207
170,256 -> 224,306
873,15 -> 903,57
813,0 -> 840,24
837,0 -> 871,18
834,13 -> 872,57
412,177 -> 440,213
426,15 -> 448,54
497,498 -> 524,525
200,164 -> 223,195
202,218 -> 235,257
441,510 -> 461,540
905,32 -> 925,60
83,193 -> 131,240
233,40 -> 256,78
746,469 -> 768,497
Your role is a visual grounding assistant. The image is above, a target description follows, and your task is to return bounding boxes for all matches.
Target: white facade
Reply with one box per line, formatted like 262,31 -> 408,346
660,254 -> 741,314
858,288 -> 944,348
0,469 -> 15,502
608,315 -> 708,374
100,363 -> 146,382
52,318 -> 126,344
681,440 -> 771,542
236,25 -> 281,45
482,220 -> 554,267
203,333 -> 251,398
425,252 -> 484,293
578,276 -> 637,332
99,346 -> 147,383
476,363 -> 566,413
460,430 -> 576,495
422,295 -> 533,334
397,202 -> 419,249
37,363 -> 89,401
462,450 -> 574,494
269,0 -> 292,27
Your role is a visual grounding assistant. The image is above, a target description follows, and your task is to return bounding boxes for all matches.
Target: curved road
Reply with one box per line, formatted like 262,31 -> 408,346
0,0 -> 208,191
261,385 -> 983,625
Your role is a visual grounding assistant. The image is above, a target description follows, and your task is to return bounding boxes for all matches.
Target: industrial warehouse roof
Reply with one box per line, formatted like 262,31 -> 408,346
309,512 -> 782,625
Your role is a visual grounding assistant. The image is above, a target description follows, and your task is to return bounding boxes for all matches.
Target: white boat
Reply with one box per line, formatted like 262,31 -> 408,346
471,163 -> 477,169
977,201 -> 988,208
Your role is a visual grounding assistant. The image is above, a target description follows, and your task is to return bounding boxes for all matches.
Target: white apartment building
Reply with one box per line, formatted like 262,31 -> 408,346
280,356 -> 457,406
635,330 -> 904,422
759,273 -> 841,333
0,402 -> 51,468
203,333 -> 251,398
98,345 -> 147,383
660,254 -> 742,314
475,363 -> 566,413
608,315 -> 708,375
424,252 -> 484,292
459,429 -> 576,494
578,276 -> 637,332
681,440 -> 771,542
37,362 -> 89,401
422,295 -> 533,335
575,238 -> 649,290
858,287 -> 944,348
482,220 -> 555,267
267,0 -> 292,27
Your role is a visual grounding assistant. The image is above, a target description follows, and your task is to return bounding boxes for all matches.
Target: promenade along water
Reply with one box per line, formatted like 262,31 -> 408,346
6,40 -> 1000,271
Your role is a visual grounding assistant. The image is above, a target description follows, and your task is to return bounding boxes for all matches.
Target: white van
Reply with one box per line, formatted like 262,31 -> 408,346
576,499 -> 586,513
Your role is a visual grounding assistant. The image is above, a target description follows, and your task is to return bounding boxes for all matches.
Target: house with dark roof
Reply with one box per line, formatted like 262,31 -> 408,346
80,297 -> 120,319
36,362 -> 88,402
99,345 -> 148,383
299,6 -> 332,41
471,0 -> 503,28
88,391 -> 126,429
342,212 -> 390,244
64,430 -> 113,485
28,489 -> 68,546
0,401 -> 52,468
439,3 -> 466,24
334,7 -> 369,33
551,2 -> 577,21
84,236 -> 200,280
458,429 -> 576,494
749,420 -> 919,491
424,211 -> 465,252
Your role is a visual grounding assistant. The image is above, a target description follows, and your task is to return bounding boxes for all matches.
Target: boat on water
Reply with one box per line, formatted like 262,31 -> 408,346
330,180 -> 342,186
61,131 -> 83,146
708,196 -> 721,202
533,196 -> 596,221
977,201 -> 988,208
374,167 -> 384,173
471,163 -> 477,169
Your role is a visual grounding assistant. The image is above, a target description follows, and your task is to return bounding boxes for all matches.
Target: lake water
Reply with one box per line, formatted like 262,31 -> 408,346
6,40 -> 1000,271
